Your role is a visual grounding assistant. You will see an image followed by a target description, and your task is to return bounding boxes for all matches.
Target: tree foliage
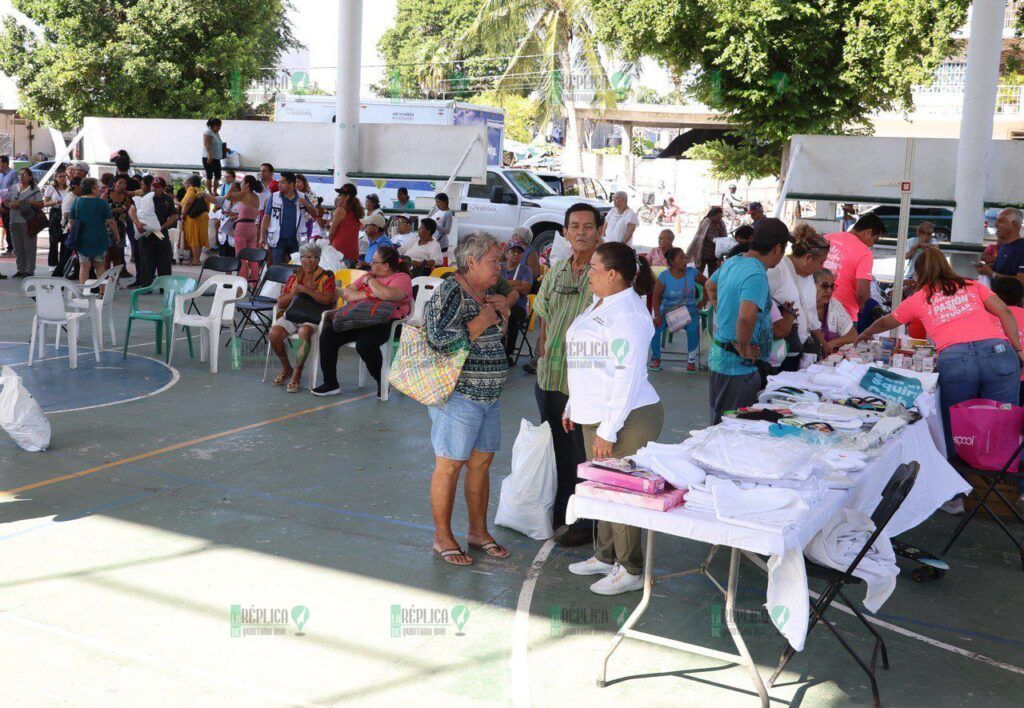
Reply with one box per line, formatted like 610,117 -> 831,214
591,0 -> 972,179
466,90 -> 540,143
376,0 -> 519,99
0,0 -> 298,130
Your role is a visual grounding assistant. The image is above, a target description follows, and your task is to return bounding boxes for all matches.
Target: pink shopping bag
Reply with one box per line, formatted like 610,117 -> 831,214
949,399 -> 1024,471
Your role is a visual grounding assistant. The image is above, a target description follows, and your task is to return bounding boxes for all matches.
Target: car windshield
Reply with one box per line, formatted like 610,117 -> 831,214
504,170 -> 555,198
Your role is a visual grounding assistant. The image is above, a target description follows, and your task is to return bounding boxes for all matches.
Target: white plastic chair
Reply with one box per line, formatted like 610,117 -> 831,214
261,304 -> 327,392
167,274 -> 247,373
353,276 -> 443,401
63,264 -> 123,349
22,277 -> 98,369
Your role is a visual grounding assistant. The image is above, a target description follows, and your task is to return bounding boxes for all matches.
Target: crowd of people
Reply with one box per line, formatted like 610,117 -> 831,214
5,136 -> 1023,576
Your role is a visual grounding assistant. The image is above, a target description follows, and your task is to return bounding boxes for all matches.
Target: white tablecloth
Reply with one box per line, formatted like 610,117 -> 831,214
567,419 -> 969,650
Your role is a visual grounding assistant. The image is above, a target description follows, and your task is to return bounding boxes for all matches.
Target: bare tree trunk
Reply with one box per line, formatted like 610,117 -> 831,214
561,49 -> 584,174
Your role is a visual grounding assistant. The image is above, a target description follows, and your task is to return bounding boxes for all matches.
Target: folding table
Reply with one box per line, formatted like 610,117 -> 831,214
566,419 -> 969,706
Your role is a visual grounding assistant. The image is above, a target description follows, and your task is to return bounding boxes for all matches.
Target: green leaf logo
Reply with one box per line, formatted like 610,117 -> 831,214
291,605 -> 310,635
451,604 -> 470,636
770,605 -> 790,630
611,338 -> 630,367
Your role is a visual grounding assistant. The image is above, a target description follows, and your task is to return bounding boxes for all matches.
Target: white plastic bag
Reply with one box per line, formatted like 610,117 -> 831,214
0,366 -> 51,452
496,419 -> 557,539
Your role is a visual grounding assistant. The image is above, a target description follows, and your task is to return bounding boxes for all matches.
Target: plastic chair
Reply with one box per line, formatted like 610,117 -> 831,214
335,268 -> 369,290
187,255 -> 242,314
65,265 -> 123,348
123,275 -> 198,361
168,275 -> 247,373
429,266 -> 456,279
767,462 -> 920,708
23,277 -> 98,369
262,304 -> 328,392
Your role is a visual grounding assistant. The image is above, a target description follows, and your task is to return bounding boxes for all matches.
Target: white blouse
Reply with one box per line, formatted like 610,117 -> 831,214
564,287 -> 660,442
768,256 -> 821,341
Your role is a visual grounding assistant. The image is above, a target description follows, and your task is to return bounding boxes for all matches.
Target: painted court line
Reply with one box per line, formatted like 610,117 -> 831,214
511,538 -> 555,708
2,392 -> 375,495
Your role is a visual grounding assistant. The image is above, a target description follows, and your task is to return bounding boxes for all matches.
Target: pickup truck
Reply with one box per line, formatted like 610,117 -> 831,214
455,167 -> 610,254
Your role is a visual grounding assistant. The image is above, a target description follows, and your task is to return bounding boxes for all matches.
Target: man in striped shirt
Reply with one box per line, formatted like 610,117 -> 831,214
533,203 -> 603,546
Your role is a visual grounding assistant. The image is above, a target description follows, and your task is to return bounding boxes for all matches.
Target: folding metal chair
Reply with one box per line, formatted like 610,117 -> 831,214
942,438 -> 1024,570
187,255 -> 242,314
767,462 -> 920,708
233,264 -> 298,351
506,302 -> 534,365
236,247 -> 269,293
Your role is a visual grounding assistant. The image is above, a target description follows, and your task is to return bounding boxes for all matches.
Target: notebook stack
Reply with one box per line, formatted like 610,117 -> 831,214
575,459 -> 686,512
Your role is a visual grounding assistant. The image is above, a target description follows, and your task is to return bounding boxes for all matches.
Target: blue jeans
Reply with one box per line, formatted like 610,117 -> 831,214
428,393 -> 501,461
937,339 -> 1021,461
651,304 -> 699,360
271,239 -> 299,266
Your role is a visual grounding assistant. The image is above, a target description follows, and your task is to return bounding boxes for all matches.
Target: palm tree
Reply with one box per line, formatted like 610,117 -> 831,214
463,0 -> 617,173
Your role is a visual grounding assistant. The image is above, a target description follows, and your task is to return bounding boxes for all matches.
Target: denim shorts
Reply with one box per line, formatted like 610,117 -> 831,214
428,393 -> 501,460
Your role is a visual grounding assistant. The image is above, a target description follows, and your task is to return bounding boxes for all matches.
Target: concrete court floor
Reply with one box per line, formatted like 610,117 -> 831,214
0,260 -> 1023,707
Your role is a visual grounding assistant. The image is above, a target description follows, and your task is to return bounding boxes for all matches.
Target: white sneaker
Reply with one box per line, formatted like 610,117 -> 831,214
590,564 -> 644,595
568,556 -> 615,576
940,497 -> 965,515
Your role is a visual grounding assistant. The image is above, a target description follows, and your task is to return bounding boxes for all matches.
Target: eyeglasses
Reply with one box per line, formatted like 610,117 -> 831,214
820,282 -> 835,290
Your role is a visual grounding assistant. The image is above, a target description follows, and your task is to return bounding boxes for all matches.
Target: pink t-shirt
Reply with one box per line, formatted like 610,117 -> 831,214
823,231 -> 873,319
893,280 -> 1005,352
353,272 -> 414,320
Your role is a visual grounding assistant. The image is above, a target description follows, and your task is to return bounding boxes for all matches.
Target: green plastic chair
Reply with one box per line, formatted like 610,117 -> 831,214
696,281 -> 714,339
123,275 -> 197,361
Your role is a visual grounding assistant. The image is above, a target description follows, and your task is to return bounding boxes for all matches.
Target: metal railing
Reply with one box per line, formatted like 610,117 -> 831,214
909,84 -> 1024,115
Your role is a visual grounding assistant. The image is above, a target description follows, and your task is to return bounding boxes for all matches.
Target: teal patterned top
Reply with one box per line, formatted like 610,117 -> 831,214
424,276 -> 509,403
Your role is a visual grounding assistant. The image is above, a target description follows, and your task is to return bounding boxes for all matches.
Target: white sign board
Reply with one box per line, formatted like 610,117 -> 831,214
785,134 -> 1024,206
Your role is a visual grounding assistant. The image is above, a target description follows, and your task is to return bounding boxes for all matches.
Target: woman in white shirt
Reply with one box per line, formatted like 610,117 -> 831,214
562,241 -> 663,596
400,217 -> 443,276
814,268 -> 857,350
767,224 -> 830,370
43,171 -> 68,268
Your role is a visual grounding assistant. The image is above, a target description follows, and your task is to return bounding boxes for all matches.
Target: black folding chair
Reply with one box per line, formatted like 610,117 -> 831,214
942,438 -> 1024,570
236,247 -> 269,294
187,255 -> 242,314
233,264 -> 298,351
505,304 -> 534,365
767,462 -> 920,708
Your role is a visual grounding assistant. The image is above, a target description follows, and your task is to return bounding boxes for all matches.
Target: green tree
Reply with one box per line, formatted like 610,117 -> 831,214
376,0 -> 520,99
591,0 -> 972,180
0,1 -> 298,130
466,90 -> 540,143
464,0 -> 618,173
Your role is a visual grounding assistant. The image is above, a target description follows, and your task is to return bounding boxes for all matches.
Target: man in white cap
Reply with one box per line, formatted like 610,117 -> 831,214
357,211 -> 394,269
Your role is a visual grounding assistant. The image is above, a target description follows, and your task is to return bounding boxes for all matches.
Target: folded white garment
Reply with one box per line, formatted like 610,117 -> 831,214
629,443 -> 707,488
804,508 -> 898,612
719,416 -> 774,434
689,429 -> 816,482
708,476 -> 813,534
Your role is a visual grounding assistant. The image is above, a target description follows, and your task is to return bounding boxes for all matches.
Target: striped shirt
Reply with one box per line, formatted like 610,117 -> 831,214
533,257 -> 593,396
424,277 -> 509,403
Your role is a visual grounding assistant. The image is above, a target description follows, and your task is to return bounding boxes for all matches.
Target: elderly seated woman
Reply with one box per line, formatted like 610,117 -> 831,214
268,243 -> 337,392
814,268 -> 858,352
312,245 -> 413,398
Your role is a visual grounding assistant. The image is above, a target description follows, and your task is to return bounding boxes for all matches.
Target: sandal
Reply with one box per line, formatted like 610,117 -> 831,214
286,380 -> 300,393
468,540 -> 510,559
272,372 -> 291,386
433,543 -> 473,566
